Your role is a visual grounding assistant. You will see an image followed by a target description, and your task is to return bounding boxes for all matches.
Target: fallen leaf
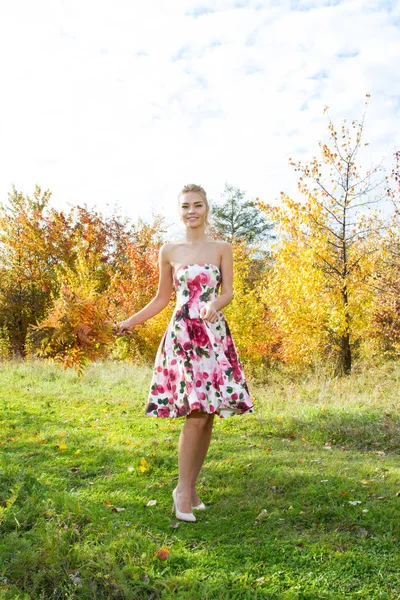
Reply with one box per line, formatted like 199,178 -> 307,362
265,448 -> 272,454
140,458 -> 148,466
139,466 -> 147,473
301,437 -> 307,442
73,450 -> 81,457
40,439 -> 47,444
376,451 -> 386,455
112,507 -> 125,512
298,458 -> 305,463
104,500 -> 112,507
171,522 -> 180,529
361,480 -> 374,485
255,509 -> 268,522
147,500 -> 157,507
154,547 -> 169,560
69,467 -> 79,473
58,443 -> 67,453
341,490 -> 349,496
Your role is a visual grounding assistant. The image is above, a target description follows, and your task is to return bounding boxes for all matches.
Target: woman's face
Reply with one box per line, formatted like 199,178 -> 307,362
178,192 -> 208,228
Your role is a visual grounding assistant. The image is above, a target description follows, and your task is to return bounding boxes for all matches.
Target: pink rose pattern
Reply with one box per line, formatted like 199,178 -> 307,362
145,263 -> 254,419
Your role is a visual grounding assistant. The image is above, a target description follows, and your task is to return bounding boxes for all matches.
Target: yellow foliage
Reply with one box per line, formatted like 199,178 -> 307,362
224,240 -> 274,376
258,194 -> 379,370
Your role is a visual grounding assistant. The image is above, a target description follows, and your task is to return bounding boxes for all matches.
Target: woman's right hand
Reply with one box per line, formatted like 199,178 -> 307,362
115,319 -> 135,336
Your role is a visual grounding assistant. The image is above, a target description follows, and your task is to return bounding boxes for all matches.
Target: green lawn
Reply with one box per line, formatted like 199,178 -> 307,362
0,359 -> 399,599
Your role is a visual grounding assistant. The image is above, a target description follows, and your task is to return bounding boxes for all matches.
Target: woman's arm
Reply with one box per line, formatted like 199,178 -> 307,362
117,244 -> 174,332
200,242 -> 234,322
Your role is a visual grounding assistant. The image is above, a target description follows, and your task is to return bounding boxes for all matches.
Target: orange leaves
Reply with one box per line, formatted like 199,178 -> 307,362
154,547 -> 169,560
103,500 -> 125,512
32,251 -> 116,374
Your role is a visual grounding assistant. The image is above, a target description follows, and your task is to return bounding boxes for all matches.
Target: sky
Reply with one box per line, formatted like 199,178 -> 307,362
0,0 -> 399,239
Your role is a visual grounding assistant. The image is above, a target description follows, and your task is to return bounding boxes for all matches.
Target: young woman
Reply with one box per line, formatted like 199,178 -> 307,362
117,184 -> 254,522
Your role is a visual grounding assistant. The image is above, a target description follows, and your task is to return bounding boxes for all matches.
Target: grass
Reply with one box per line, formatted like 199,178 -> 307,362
0,359 -> 399,599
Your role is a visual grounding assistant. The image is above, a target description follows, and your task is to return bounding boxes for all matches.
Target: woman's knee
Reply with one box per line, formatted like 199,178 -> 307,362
186,410 -> 212,429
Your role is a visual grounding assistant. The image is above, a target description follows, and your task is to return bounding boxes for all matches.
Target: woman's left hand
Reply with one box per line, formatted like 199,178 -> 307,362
200,301 -> 219,323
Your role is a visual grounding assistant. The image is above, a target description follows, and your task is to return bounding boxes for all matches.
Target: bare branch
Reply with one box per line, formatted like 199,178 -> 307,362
347,198 -> 385,210
315,252 -> 342,277
307,212 -> 343,240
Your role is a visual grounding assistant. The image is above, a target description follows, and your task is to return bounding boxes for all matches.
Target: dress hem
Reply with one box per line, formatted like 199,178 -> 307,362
144,406 -> 254,419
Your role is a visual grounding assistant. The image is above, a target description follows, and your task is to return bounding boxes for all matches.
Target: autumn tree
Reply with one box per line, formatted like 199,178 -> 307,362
107,214 -> 174,364
367,151 -> 400,357
31,246 -> 115,374
0,185 -> 133,356
259,96 -> 391,375
0,186 -> 61,354
223,239 -> 277,378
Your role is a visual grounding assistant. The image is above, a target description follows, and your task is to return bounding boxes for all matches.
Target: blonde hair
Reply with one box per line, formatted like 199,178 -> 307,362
178,183 -> 210,227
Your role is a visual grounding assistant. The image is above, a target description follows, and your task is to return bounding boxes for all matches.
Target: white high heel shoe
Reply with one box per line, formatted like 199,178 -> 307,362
172,488 -> 196,522
192,501 -> 206,510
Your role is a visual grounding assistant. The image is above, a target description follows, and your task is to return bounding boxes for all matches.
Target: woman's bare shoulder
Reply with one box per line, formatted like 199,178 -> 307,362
216,240 -> 232,249
216,240 -> 233,255
159,242 -> 178,254
159,242 -> 181,265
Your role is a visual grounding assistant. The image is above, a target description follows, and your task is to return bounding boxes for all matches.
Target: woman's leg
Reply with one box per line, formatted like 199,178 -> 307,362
190,413 -> 215,505
176,411 -> 214,513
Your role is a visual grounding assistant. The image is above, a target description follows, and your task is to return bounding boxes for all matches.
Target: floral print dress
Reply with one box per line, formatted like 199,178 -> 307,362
144,263 -> 254,419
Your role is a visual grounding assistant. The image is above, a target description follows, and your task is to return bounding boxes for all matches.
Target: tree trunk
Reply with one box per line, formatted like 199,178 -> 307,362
335,283 -> 352,375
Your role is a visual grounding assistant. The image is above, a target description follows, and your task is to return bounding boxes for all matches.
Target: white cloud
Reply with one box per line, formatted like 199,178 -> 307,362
0,0 -> 399,238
